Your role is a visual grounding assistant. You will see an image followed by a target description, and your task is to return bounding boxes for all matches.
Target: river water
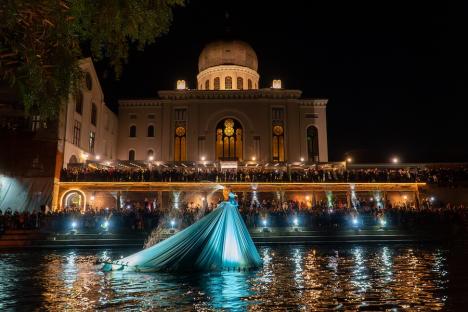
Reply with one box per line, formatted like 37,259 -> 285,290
0,244 -> 466,311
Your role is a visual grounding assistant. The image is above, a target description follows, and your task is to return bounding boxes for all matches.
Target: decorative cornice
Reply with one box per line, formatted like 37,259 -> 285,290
158,89 -> 303,100
118,92 -> 328,108
299,99 -> 328,107
119,100 -> 163,108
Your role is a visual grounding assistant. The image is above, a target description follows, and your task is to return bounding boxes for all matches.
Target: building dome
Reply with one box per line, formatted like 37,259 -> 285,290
198,40 -> 258,72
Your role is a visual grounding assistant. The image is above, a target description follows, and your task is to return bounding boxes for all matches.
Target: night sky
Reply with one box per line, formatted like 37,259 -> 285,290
95,0 -> 468,163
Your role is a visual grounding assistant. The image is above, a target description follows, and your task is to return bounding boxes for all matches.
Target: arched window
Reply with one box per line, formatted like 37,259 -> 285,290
205,79 -> 210,90
147,149 -> 154,157
248,79 -> 252,90
215,118 -> 243,161
174,126 -> 187,161
225,76 -> 232,89
147,125 -> 154,137
75,91 -> 83,114
272,125 -> 285,162
214,77 -> 220,90
91,103 -> 97,126
129,125 -> 136,137
307,126 -> 319,162
237,77 -> 244,90
129,149 -> 135,161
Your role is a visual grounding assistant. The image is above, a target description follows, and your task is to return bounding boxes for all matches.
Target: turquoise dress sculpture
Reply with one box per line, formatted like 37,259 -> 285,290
102,192 -> 262,272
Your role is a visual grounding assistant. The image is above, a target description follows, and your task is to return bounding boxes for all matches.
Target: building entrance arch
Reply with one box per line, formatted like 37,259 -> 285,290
61,189 -> 87,212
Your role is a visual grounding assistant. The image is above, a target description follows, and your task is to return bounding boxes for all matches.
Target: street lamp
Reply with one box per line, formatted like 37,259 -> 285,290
346,157 -> 352,163
300,157 -> 305,162
392,157 -> 399,164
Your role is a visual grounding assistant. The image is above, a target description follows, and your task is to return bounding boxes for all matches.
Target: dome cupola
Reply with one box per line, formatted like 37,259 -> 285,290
197,40 -> 260,90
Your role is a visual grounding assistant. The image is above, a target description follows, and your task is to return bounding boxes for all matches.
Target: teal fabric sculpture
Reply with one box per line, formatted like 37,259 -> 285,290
102,192 -> 262,272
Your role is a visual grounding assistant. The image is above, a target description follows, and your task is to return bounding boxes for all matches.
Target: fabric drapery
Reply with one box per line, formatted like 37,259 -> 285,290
103,200 -> 262,272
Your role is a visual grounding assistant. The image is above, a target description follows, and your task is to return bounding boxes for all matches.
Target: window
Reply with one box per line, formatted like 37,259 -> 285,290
129,125 -> 136,137
148,149 -> 154,157
307,126 -> 319,161
215,118 -> 243,161
272,125 -> 285,162
85,72 -> 93,91
214,77 -> 220,90
73,121 -> 81,146
91,103 -> 97,126
31,115 -> 41,131
129,149 -> 135,161
174,109 -> 186,121
225,76 -> 232,89
205,80 -> 210,90
147,125 -> 154,137
272,108 -> 284,121
174,126 -> 186,161
148,114 -> 155,119
89,131 -> 96,152
237,77 -> 244,90
75,92 -> 83,114
248,79 -> 252,90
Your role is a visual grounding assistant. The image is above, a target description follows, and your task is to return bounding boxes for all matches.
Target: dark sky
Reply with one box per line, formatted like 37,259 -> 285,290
95,0 -> 468,163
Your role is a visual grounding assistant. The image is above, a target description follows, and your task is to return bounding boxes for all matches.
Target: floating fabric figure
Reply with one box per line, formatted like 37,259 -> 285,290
102,190 -> 262,272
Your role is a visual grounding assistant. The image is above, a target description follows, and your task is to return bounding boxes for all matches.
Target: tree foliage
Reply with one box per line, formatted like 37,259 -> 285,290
0,0 -> 183,119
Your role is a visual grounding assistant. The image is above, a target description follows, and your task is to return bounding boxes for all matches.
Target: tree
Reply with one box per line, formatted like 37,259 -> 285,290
0,0 -> 183,118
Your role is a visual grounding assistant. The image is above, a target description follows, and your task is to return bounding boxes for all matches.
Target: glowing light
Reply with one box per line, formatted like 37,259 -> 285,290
82,153 -> 88,160
346,157 -> 352,162
293,218 -> 299,226
71,221 -> 77,229
90,195 -> 95,201
380,219 -> 387,226
272,79 -> 282,89
170,219 -> 176,228
201,156 -> 206,161
300,157 -> 305,162
262,219 -> 267,227
148,155 -> 154,161
201,196 -> 205,201
392,157 -> 399,164
176,80 -> 186,90
102,221 -> 109,229
370,197 -> 374,201
352,218 -> 358,225
105,161 -> 111,166
403,195 -> 408,200
305,195 -> 310,201
95,155 -> 101,160
251,156 -> 256,161
126,205 -> 131,209
430,196 -> 435,202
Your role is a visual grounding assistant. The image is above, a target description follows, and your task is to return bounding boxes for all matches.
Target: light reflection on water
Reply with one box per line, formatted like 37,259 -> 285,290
0,244 -> 465,311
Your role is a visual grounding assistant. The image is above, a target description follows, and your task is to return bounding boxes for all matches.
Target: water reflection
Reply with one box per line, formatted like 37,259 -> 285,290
0,245 -> 465,310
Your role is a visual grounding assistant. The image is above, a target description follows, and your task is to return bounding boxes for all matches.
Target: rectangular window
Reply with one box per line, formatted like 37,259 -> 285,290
89,131 -> 96,152
305,113 -> 318,119
31,115 -> 41,131
272,107 -> 284,121
73,121 -> 81,146
174,109 -> 186,121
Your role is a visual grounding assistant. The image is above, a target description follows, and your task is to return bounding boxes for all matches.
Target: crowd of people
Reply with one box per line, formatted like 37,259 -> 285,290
60,166 -> 468,186
1,197 -> 466,235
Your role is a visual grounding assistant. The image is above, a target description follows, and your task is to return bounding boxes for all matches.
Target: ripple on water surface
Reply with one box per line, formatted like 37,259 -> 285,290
0,244 -> 466,311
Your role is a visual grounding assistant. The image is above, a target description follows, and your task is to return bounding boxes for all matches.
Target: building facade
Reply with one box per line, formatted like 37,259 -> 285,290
116,40 -> 328,164
60,58 -> 118,167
